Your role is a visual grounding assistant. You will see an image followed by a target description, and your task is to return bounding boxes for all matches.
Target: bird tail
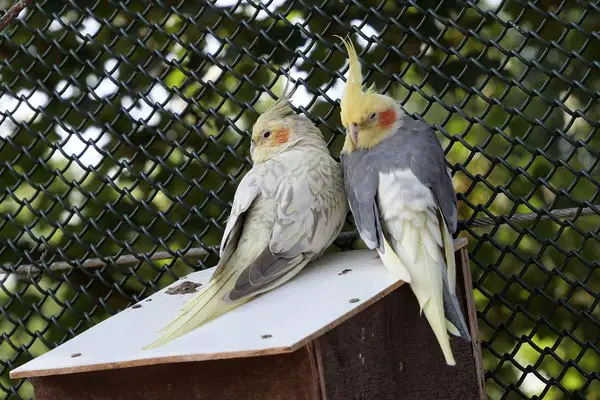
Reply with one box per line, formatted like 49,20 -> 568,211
378,235 -> 412,282
143,270 -> 243,350
393,212 -> 456,366
441,261 -> 471,341
439,210 -> 471,341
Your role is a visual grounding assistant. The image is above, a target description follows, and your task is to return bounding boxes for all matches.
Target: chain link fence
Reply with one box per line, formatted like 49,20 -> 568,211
0,0 -> 598,398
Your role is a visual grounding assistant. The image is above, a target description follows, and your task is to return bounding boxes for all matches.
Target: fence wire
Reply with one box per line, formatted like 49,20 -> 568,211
0,0 -> 599,398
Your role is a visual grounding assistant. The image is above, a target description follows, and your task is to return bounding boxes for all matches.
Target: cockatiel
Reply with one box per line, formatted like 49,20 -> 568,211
337,38 -> 471,365
144,90 -> 347,349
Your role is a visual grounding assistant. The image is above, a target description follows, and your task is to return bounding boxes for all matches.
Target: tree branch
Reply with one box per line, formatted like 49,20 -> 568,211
0,0 -> 32,33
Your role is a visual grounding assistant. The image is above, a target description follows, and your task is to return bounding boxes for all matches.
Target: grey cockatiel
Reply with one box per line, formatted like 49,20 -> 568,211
337,38 -> 471,365
144,90 -> 347,349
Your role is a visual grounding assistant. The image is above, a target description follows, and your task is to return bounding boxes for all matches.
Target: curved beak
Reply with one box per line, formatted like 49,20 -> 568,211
348,123 -> 359,145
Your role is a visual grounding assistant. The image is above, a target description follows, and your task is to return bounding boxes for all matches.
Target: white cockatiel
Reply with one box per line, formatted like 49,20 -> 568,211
337,38 -> 471,365
144,90 -> 347,349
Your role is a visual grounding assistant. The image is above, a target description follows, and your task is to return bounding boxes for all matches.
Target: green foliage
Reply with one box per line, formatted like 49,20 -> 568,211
0,1 -> 598,398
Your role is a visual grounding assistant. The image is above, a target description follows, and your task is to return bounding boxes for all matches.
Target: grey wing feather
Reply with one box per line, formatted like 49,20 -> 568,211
440,262 -> 471,341
342,153 -> 384,251
393,116 -> 457,233
228,251 -> 307,300
222,205 -> 310,301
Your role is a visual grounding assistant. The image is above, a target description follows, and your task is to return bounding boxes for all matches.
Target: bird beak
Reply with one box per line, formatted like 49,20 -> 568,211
348,123 -> 359,145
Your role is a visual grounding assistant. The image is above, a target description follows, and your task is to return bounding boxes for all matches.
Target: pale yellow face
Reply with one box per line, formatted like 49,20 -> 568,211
338,37 -> 398,153
249,94 -> 299,163
341,94 -> 398,152
250,120 -> 293,163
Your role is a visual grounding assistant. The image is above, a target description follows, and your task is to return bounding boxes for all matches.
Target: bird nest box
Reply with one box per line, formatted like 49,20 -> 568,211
12,238 -> 485,400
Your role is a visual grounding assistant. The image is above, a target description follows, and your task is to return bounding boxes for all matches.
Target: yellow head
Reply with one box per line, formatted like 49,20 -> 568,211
338,37 -> 399,154
250,91 -> 321,163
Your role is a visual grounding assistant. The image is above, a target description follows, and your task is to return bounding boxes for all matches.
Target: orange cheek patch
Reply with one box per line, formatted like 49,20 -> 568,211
379,109 -> 397,129
274,128 -> 290,144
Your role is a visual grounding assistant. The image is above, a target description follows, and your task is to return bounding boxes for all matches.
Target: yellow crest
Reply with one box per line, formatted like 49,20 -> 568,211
338,37 -> 395,128
338,36 -> 364,128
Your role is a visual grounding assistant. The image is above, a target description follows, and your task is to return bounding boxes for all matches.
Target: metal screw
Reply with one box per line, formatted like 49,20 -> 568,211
71,353 -> 82,358
132,304 -> 142,309
349,298 -> 360,303
261,334 -> 272,339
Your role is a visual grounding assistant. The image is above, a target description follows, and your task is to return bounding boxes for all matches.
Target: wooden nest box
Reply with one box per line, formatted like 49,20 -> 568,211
12,238 -> 485,400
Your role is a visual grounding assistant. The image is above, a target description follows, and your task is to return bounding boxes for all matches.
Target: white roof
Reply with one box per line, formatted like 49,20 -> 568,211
12,248 -> 404,378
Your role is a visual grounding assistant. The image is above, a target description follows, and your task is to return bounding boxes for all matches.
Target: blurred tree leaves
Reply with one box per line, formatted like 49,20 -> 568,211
0,0 -> 598,398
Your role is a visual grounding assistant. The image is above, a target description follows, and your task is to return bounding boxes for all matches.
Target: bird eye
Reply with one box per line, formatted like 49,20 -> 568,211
263,131 -> 271,138
369,112 -> 377,120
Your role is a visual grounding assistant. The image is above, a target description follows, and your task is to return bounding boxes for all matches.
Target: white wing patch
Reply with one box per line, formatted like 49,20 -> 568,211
377,168 -> 442,264
377,169 -> 436,219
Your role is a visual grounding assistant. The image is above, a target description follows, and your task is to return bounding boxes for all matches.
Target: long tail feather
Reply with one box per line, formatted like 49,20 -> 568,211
439,211 -> 456,295
436,210 -> 471,341
178,269 -> 230,317
446,319 -> 461,336
420,244 -> 456,366
143,271 -> 242,350
378,236 -> 412,282
394,216 -> 456,366
440,260 -> 471,341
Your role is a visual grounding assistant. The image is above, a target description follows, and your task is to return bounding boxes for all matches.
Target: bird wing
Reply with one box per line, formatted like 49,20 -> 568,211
398,116 -> 457,234
342,151 -> 411,282
227,161 -> 342,301
217,172 -> 261,268
341,151 -> 383,250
